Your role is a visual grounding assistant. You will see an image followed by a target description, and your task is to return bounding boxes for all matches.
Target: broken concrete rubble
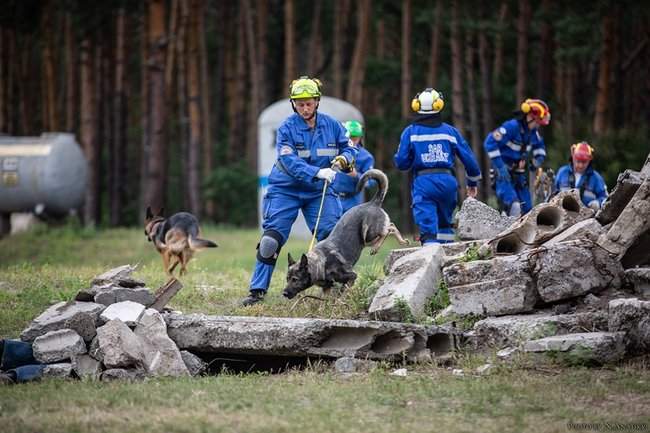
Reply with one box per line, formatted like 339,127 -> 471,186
180,351 -> 207,377
444,254 -> 537,316
101,368 -> 146,382
522,332 -> 626,365
608,298 -> 650,355
597,177 -> 650,267
334,357 -> 377,374
533,240 -> 623,303
43,363 -> 72,379
165,313 -> 455,362
542,218 -> 605,246
624,268 -> 650,297
471,311 -> 608,349
456,197 -> 516,241
369,244 -> 445,321
134,309 -> 189,377
91,264 -> 145,288
20,301 -> 105,343
596,170 -> 645,225
32,329 -> 87,363
72,354 -> 102,380
100,301 -> 146,326
95,319 -> 146,369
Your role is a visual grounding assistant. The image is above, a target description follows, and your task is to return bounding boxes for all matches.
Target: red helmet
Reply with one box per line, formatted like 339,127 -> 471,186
571,141 -> 594,162
521,98 -> 551,126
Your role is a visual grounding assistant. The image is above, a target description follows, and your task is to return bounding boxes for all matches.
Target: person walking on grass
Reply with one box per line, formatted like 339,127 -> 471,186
394,88 -> 481,245
242,76 -> 358,306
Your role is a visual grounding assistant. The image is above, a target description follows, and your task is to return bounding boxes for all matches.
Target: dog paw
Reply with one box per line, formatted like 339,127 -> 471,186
369,248 -> 378,255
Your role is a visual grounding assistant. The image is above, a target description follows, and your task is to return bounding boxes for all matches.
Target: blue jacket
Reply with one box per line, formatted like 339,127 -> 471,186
394,118 -> 481,186
484,118 -> 546,170
268,112 -> 358,192
554,163 -> 608,208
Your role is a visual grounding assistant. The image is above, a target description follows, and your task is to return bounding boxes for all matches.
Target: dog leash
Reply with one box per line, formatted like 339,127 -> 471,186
308,179 -> 329,252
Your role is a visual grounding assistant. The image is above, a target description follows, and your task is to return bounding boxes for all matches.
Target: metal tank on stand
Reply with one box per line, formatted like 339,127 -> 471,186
0,133 -> 87,236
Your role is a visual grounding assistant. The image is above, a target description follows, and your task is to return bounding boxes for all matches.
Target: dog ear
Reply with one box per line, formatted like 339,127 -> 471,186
287,253 -> 296,266
300,254 -> 309,268
146,206 -> 153,220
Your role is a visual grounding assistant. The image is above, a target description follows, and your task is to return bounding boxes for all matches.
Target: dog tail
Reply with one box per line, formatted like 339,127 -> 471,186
357,169 -> 388,206
188,236 -> 218,250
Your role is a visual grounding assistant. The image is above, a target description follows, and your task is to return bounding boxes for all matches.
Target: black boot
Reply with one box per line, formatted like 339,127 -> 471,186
241,290 -> 265,306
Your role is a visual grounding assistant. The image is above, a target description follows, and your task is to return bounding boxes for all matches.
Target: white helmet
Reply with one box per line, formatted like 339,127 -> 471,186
411,88 -> 445,114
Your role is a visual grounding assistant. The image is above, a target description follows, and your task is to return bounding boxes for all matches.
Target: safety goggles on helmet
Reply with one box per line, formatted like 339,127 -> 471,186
521,98 -> 551,126
571,141 -> 594,162
289,76 -> 322,100
344,120 -> 364,138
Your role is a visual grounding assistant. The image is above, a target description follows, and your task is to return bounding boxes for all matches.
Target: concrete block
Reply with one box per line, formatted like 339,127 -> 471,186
334,357 -> 378,374
370,244 -> 445,321
101,368 -> 146,382
72,354 -> 102,380
523,332 -> 626,364
100,301 -> 146,326
43,363 -> 72,379
32,329 -> 87,363
624,268 -> 650,297
472,311 -> 608,348
180,351 -> 207,377
91,264 -> 145,288
608,298 -> 650,355
542,218 -> 605,246
94,286 -> 154,307
596,170 -> 644,225
134,309 -> 189,377
96,319 -> 146,369
444,255 -> 537,316
20,301 -> 105,343
456,197 -> 516,241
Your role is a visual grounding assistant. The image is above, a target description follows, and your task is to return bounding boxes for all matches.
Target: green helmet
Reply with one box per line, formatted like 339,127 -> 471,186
344,120 -> 364,138
289,76 -> 322,100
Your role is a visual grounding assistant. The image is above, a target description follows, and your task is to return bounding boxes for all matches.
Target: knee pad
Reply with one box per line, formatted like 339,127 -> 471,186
256,230 -> 283,265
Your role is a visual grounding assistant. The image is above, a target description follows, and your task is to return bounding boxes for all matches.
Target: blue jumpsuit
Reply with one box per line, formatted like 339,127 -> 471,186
483,118 -> 546,214
333,144 -> 376,214
249,112 -> 358,292
554,163 -> 608,208
394,116 -> 481,244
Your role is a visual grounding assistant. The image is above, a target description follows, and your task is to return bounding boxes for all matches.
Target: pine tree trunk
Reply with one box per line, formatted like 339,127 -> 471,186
42,0 -> 58,131
537,0 -> 554,99
283,0 -> 295,88
516,0 -> 531,103
177,0 -> 190,209
165,0 -> 180,101
199,1 -> 215,218
450,0 -> 464,134
307,0 -> 322,76
332,0 -> 350,99
80,36 -> 98,226
187,0 -> 202,217
346,0 -> 371,108
0,26 -> 6,132
143,0 -> 168,213
465,31 -> 483,200
373,16 -> 386,169
492,1 -> 508,85
223,2 -> 237,163
64,12 -> 76,132
427,0 -> 443,87
593,13 -> 614,135
400,0 -> 413,234
111,7 -> 127,226
243,0 -> 260,172
564,64 -> 575,138
478,13 -> 494,198
139,11 -> 150,221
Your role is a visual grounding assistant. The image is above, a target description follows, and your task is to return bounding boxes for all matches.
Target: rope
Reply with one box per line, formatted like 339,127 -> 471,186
308,179 -> 329,251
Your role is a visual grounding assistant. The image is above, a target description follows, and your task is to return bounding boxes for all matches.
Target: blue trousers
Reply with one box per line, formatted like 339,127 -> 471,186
249,188 -> 342,292
495,172 -> 532,214
412,174 -> 457,244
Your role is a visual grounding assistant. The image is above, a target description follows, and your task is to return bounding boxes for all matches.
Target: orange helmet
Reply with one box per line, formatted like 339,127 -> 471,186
521,98 -> 551,126
571,141 -> 594,162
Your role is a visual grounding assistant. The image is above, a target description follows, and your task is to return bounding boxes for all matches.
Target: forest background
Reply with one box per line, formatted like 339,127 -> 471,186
0,0 -> 648,233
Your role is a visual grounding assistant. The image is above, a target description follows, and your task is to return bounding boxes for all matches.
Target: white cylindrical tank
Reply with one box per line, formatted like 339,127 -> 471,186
0,133 -> 87,216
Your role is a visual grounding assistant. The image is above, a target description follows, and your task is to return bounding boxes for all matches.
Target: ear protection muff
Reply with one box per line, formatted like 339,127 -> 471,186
521,99 -> 547,118
521,100 -> 531,113
411,89 -> 444,113
411,92 -> 421,112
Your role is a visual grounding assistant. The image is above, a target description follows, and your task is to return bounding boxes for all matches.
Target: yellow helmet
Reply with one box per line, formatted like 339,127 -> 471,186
289,76 -> 322,100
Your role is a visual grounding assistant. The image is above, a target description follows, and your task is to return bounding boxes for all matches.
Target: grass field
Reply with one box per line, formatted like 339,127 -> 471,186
1,223 -> 649,433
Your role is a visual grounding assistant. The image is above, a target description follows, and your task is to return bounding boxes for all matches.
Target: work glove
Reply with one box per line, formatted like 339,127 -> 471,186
331,155 -> 351,172
496,165 -> 511,182
588,200 -> 600,211
316,168 -> 337,183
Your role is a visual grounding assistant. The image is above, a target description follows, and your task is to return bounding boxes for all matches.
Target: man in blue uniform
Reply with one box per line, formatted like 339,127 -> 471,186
554,141 -> 608,210
394,88 -> 481,245
335,120 -> 376,214
483,98 -> 551,216
242,76 -> 358,306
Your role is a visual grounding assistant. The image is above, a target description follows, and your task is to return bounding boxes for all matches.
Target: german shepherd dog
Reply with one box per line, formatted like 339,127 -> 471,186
282,169 -> 409,299
144,207 -> 218,277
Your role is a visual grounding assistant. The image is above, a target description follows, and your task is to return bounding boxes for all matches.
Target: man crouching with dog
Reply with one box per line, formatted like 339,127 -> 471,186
241,76 -> 358,306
